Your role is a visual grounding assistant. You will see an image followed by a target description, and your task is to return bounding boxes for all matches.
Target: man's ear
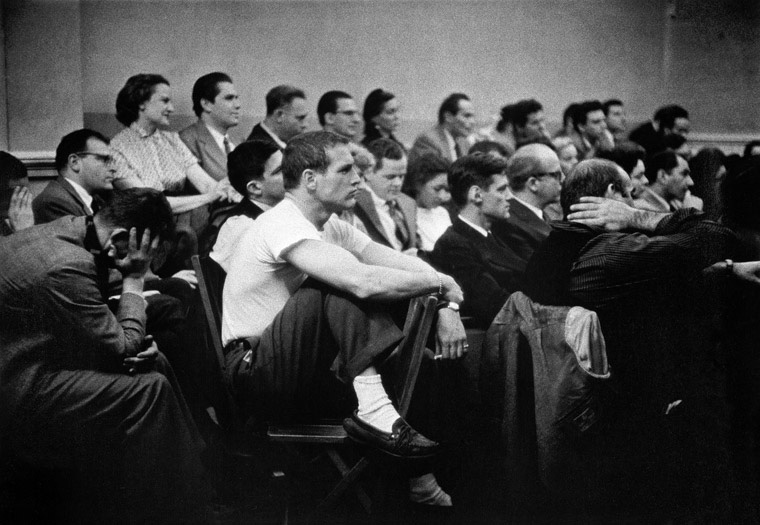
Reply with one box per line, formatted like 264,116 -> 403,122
246,179 -> 263,199
655,168 -> 666,185
106,227 -> 130,257
324,112 -> 336,126
467,185 -> 482,205
200,98 -> 214,114
527,176 -> 541,192
274,108 -> 285,122
603,183 -> 618,199
302,169 -> 317,191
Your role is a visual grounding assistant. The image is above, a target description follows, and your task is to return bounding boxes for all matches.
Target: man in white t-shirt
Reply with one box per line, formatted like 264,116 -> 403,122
223,131 -> 467,504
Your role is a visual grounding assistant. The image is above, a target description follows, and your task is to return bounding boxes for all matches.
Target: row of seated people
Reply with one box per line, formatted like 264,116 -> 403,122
3,70 -> 760,521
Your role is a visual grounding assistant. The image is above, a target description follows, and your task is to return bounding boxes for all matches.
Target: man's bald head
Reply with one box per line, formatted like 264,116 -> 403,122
506,143 -> 560,192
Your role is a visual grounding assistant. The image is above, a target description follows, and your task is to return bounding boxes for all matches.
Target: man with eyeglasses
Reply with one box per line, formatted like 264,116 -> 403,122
317,90 -> 362,141
492,143 -> 563,269
33,129 -> 116,223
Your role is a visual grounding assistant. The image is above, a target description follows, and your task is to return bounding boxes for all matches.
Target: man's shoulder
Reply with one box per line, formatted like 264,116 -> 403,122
178,120 -> 205,142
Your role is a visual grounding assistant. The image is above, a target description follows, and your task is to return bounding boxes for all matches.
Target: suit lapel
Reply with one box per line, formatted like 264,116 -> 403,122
355,189 -> 393,247
196,122 -> 228,175
57,176 -> 89,214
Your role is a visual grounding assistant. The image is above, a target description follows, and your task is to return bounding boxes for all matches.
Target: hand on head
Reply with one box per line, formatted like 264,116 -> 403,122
566,196 -> 636,231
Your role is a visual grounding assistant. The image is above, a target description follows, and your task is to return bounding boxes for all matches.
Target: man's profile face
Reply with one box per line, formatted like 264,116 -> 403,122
258,150 -> 285,204
580,110 -> 607,140
445,99 -> 475,138
365,155 -> 407,201
533,150 -> 563,206
665,117 -> 690,139
327,98 -> 361,140
518,110 -> 547,140
605,104 -> 626,133
314,144 -> 361,212
279,97 -> 309,141
481,173 -> 512,220
629,159 -> 648,198
664,155 -> 693,201
79,138 -> 116,194
205,81 -> 241,130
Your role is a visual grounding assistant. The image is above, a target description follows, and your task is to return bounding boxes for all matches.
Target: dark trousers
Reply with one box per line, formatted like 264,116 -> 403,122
5,354 -> 211,523
226,280 -> 405,423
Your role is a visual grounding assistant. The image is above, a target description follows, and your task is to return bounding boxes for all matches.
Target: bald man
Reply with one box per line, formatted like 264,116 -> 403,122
492,143 -> 563,267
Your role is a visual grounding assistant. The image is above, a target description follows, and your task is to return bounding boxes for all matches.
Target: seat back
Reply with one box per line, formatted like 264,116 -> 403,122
190,254 -> 227,374
391,295 -> 438,417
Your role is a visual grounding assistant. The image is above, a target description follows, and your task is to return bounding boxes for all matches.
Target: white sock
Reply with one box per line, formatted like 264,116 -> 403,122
353,374 -> 400,433
409,473 -> 452,506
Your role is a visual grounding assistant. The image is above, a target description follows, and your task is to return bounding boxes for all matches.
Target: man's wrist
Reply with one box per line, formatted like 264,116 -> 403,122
122,275 -> 145,295
630,208 -> 668,232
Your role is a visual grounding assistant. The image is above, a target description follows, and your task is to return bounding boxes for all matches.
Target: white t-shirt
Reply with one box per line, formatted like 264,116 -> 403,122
210,215 -> 256,272
221,197 -> 372,345
417,206 -> 452,252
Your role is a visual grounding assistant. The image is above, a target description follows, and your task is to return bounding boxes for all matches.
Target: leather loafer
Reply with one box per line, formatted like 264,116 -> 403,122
343,411 -> 441,459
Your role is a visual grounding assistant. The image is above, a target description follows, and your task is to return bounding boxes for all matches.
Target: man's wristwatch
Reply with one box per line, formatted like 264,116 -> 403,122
437,301 -> 460,312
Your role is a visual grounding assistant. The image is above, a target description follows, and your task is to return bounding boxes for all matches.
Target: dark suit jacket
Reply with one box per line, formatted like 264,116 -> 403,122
32,176 -> 90,224
408,124 -> 469,164
179,120 -> 228,182
492,198 -> 552,270
430,217 -> 524,328
353,189 -> 417,250
247,122 -> 284,149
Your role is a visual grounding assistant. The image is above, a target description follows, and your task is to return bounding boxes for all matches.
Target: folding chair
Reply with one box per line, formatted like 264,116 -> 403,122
191,255 -> 438,515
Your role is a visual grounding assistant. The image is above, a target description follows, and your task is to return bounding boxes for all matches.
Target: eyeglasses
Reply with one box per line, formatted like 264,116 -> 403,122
535,171 -> 563,181
74,152 -> 115,166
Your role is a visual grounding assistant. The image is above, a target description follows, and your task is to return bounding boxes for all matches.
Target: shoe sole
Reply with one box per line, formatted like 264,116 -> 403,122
344,432 -> 440,460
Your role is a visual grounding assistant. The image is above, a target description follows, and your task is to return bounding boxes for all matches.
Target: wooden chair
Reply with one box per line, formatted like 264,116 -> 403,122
190,254 -> 438,515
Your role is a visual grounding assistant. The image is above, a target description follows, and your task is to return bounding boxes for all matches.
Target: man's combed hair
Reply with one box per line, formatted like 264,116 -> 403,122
55,129 -> 110,172
510,99 -> 543,129
191,72 -> 232,117
602,99 -> 623,116
227,140 -> 280,195
654,105 -> 689,130
468,140 -> 511,159
596,141 -> 646,175
317,90 -> 352,126
645,149 -> 680,186
574,100 -> 604,128
265,85 -> 306,116
403,152 -> 450,197
281,131 -> 349,190
98,188 -> 175,244
561,159 -> 627,218
115,74 -> 169,126
365,137 -> 405,170
438,93 -> 470,125
448,152 -> 508,208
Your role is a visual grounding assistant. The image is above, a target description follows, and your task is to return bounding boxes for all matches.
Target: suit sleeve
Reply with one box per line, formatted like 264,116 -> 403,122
431,233 -> 514,328
408,134 -> 444,163
568,210 -> 737,308
38,257 -> 146,365
32,195 -> 83,224
179,127 -> 202,162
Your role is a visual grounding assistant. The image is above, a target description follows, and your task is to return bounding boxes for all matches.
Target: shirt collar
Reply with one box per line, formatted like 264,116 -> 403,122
260,122 -> 287,149
64,177 -> 94,213
367,186 -> 390,209
129,121 -> 155,138
512,195 -> 544,220
205,123 -> 229,145
458,214 -> 489,238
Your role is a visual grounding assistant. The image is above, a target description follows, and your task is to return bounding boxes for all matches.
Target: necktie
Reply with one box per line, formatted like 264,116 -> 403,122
387,200 -> 410,249
223,136 -> 231,156
454,141 -> 462,160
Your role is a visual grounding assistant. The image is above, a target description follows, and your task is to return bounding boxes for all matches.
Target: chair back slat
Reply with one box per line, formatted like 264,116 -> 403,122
393,295 -> 438,417
191,255 -> 227,373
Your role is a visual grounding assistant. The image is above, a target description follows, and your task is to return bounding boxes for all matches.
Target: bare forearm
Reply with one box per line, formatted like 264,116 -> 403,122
166,194 -> 216,214
629,208 -> 669,232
